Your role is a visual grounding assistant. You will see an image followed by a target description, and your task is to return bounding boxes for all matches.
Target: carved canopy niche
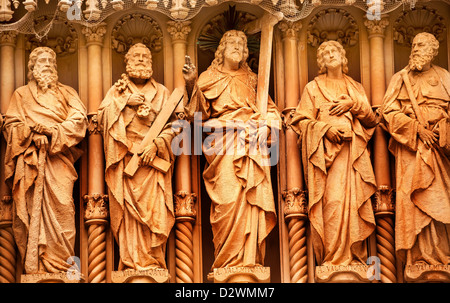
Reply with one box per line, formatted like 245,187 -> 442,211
25,15 -> 79,88
393,6 -> 446,47
111,13 -> 163,54
306,8 -> 358,49
197,5 -> 260,73
393,5 -> 448,71
306,8 -> 360,82
110,12 -> 164,84
25,15 -> 78,56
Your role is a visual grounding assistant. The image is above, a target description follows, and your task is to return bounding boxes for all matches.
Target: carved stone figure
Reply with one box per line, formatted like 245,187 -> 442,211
183,30 -> 280,275
3,47 -> 88,274
289,41 -> 378,268
98,43 -> 177,271
381,33 -> 450,272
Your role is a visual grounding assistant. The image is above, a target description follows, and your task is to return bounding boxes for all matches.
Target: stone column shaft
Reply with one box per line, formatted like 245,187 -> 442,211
0,31 -> 17,283
167,20 -> 196,283
279,21 -> 308,283
82,24 -> 108,283
365,17 -> 397,284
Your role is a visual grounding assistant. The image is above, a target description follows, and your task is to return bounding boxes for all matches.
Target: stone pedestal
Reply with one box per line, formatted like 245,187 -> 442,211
315,264 -> 371,283
404,263 -> 450,283
111,268 -> 170,283
208,266 -> 270,283
21,272 -> 85,283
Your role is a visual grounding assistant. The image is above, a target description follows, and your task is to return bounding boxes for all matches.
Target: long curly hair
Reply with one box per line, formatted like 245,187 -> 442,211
317,40 -> 348,75
209,30 -> 252,73
27,47 -> 57,81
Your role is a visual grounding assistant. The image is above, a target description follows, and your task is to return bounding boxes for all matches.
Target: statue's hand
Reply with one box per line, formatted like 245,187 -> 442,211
33,133 -> 49,151
31,123 -> 53,136
329,94 -> 354,116
139,142 -> 158,166
325,126 -> 344,144
418,124 -> 438,149
128,93 -> 145,106
182,55 -> 197,87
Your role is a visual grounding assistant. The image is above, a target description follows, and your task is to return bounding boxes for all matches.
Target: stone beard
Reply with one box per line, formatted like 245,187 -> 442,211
32,63 -> 58,92
126,61 -> 153,79
409,48 -> 435,71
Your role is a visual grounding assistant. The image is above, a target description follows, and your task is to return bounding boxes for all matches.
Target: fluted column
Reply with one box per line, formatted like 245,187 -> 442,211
0,31 -> 17,283
278,21 -> 308,283
167,21 -> 196,283
82,24 -> 108,283
365,17 -> 397,283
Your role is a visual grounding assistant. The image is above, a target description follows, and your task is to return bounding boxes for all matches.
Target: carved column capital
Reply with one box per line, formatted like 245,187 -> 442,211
281,107 -> 297,129
371,185 -> 395,215
282,188 -> 308,220
84,194 -> 109,225
82,24 -> 107,46
0,196 -> 13,227
174,191 -> 196,222
278,21 -> 302,40
0,30 -> 17,46
364,17 -> 389,39
87,113 -> 101,135
167,20 -> 191,44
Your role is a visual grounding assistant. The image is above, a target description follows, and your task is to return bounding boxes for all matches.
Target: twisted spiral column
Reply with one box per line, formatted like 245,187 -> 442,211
283,188 -> 308,283
174,191 -> 196,283
84,194 -> 109,283
372,186 -> 396,283
0,196 -> 16,283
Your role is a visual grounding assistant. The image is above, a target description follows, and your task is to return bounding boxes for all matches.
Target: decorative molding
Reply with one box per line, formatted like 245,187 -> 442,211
282,187 -> 308,219
281,107 -> 297,129
371,185 -> 395,214
0,196 -> 13,226
0,0 -> 14,22
84,194 -> 109,224
393,6 -> 446,47
82,23 -> 107,46
364,17 -> 389,38
167,20 -> 192,43
26,16 -> 78,56
278,20 -> 302,40
0,30 -> 17,46
87,113 -> 100,135
174,191 -> 196,221
307,8 -> 358,48
112,13 -> 163,54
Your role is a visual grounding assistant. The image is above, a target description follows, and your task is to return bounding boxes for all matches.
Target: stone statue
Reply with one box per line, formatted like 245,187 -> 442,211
3,47 -> 88,274
98,43 -> 177,271
380,32 -> 450,271
183,30 -> 280,276
289,40 -> 378,268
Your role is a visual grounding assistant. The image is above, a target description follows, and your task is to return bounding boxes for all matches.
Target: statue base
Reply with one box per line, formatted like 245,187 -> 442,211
21,272 -> 85,283
315,264 -> 371,283
208,266 -> 270,283
111,268 -> 170,283
404,263 -> 450,283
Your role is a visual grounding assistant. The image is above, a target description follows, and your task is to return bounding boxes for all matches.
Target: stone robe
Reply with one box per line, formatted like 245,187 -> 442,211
381,65 -> 450,266
290,74 -> 377,266
185,66 -> 280,271
3,80 -> 87,273
98,76 -> 176,270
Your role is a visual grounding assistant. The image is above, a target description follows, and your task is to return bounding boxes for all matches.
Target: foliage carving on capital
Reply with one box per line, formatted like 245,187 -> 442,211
82,24 -> 107,45
0,30 -> 17,45
364,17 -> 389,37
278,20 -> 302,39
174,191 -> 196,220
167,20 -> 192,42
84,194 -> 109,223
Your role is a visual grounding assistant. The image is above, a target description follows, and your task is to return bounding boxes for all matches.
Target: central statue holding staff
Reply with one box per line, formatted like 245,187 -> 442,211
183,30 -> 281,277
